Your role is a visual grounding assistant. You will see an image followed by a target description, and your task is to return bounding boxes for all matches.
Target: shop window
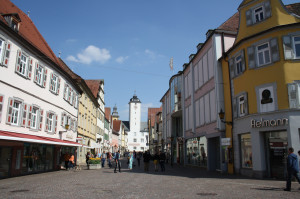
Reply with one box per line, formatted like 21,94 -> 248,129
186,137 -> 207,167
240,133 -> 253,169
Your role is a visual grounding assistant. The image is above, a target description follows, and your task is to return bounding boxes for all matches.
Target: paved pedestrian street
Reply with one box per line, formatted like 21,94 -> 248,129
0,159 -> 299,199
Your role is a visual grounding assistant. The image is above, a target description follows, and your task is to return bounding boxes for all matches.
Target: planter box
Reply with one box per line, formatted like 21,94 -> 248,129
88,164 -> 102,170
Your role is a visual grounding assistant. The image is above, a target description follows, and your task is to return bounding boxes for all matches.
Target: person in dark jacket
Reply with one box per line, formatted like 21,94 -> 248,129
284,147 -> 300,191
159,151 -> 166,172
143,151 -> 151,172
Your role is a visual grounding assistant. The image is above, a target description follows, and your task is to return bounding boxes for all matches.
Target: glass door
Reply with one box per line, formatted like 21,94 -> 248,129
0,147 -> 12,179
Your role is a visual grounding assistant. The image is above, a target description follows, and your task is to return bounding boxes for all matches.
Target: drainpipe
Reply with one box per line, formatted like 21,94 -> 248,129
222,32 -> 235,174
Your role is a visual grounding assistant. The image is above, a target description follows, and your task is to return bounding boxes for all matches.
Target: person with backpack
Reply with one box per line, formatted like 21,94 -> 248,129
284,147 -> 300,191
114,150 -> 121,173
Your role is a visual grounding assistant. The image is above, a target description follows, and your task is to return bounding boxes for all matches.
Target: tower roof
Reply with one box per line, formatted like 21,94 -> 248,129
129,93 -> 141,103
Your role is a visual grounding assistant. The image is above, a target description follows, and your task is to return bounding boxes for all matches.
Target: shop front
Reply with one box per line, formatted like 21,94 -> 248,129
186,136 -> 207,167
0,131 -> 81,179
234,112 -> 299,179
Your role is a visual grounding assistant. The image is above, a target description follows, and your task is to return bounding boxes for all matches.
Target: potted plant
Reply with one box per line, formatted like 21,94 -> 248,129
88,158 -> 102,169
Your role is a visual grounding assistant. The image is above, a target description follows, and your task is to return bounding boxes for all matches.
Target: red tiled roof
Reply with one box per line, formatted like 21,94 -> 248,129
0,130 -> 81,146
286,3 -> 300,16
0,0 -> 60,66
105,107 -> 111,121
85,80 -> 102,99
113,120 -> 121,132
217,12 -> 239,32
148,107 -> 162,127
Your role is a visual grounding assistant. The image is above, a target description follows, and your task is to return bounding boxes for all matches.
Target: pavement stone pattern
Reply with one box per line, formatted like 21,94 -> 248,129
0,158 -> 300,199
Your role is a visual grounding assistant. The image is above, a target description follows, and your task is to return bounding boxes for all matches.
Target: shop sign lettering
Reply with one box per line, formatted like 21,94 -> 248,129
251,118 -> 288,128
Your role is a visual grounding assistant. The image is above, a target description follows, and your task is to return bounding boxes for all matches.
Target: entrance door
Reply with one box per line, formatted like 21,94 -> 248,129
0,147 -> 12,179
265,131 -> 288,179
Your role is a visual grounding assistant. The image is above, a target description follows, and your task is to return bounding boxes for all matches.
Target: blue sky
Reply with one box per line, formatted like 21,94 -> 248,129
11,0 -> 299,121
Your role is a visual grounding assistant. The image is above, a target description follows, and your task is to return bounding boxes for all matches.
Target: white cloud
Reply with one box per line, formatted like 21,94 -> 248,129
66,45 -> 111,64
116,56 -> 129,64
145,49 -> 156,59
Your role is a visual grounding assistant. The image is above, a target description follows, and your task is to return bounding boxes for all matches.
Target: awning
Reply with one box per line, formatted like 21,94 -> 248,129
0,130 -> 81,147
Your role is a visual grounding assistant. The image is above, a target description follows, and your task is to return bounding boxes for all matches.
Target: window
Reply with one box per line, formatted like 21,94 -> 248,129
240,133 -> 253,168
133,138 -> 137,142
31,107 -> 38,129
133,147 -> 137,150
134,132 -> 136,136
15,50 -> 32,79
46,112 -> 57,133
235,55 -> 243,75
50,73 -> 61,94
254,6 -> 264,23
239,96 -> 246,116
141,138 -> 144,143
27,106 -> 43,130
34,63 -> 47,87
0,37 -> 11,67
257,43 -> 271,66
9,99 -> 21,125
288,81 -> 300,108
294,36 -> 300,59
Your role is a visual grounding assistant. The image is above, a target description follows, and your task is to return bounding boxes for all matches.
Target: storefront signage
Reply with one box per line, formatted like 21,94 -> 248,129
251,118 -> 289,128
221,138 -> 231,146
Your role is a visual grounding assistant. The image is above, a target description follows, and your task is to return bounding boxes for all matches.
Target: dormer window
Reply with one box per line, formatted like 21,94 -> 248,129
1,13 -> 21,32
254,6 -> 264,23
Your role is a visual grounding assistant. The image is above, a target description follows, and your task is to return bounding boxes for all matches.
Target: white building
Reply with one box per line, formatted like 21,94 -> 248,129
127,94 -> 149,152
0,0 -> 81,178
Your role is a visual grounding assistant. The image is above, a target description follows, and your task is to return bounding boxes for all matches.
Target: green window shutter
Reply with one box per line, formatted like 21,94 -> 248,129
247,46 -> 255,69
27,58 -> 33,79
264,1 -> 271,18
3,41 -> 11,67
15,50 -> 21,74
270,37 -> 280,63
39,109 -> 43,130
246,9 -> 253,26
229,58 -> 235,78
6,97 -> 13,124
282,35 -> 294,60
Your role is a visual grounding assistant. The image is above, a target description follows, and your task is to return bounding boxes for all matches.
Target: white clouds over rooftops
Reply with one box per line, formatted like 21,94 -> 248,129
66,45 -> 111,64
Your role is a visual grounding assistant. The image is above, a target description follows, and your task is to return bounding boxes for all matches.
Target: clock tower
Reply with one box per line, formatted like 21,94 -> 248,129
129,93 -> 141,133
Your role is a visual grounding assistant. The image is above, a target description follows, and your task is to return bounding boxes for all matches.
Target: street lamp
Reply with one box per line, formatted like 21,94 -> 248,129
218,109 -> 233,125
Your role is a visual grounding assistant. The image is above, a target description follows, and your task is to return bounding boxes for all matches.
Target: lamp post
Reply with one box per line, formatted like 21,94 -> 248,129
218,109 -> 232,125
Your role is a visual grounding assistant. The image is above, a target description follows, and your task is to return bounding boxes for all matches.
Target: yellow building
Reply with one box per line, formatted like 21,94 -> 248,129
221,0 -> 300,179
76,80 -> 98,163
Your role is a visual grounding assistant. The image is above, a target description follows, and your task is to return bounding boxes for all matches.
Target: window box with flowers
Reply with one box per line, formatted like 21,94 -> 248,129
88,158 -> 101,170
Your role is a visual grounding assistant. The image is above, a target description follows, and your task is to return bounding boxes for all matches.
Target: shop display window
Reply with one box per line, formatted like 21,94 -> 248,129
186,137 -> 207,167
240,133 -> 253,168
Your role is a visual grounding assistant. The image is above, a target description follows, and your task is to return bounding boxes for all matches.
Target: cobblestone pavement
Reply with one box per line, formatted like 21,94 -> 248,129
0,158 -> 300,199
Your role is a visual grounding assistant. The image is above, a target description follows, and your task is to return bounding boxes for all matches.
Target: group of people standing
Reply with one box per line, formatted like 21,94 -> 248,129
63,153 -> 75,170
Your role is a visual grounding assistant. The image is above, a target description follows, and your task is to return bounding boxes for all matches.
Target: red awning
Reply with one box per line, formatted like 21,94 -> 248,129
0,130 -> 81,147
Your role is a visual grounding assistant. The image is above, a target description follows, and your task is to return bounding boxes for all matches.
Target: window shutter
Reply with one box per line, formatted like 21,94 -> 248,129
34,62 -> 39,83
49,73 -> 53,91
246,9 -> 253,26
57,77 -> 61,95
73,92 -> 76,106
45,112 -> 49,132
15,50 -> 21,74
61,112 -> 64,126
229,58 -> 235,78
282,36 -> 294,60
3,41 -> 11,67
39,109 -> 43,131
0,95 -> 3,121
54,114 -> 58,133
270,38 -> 279,63
68,88 -> 72,102
74,120 -> 77,132
27,105 -> 32,128
75,95 -> 78,109
63,84 -> 67,99
6,97 -> 13,124
241,50 -> 246,72
288,83 -> 299,108
43,68 -> 47,87
264,1 -> 271,18
244,93 -> 249,115
233,97 -> 237,118
21,103 -> 28,127
247,46 -> 255,69
27,58 -> 33,79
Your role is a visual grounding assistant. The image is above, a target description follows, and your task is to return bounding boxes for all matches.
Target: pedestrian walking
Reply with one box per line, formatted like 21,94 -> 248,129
64,153 -> 70,170
143,150 -> 151,172
68,153 -> 75,170
137,152 -> 142,167
128,152 -> 134,170
107,152 -> 112,168
153,152 -> 160,172
86,152 -> 91,166
159,151 -> 166,172
284,147 -> 300,191
101,151 -> 107,168
133,150 -> 137,167
114,150 -> 121,173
